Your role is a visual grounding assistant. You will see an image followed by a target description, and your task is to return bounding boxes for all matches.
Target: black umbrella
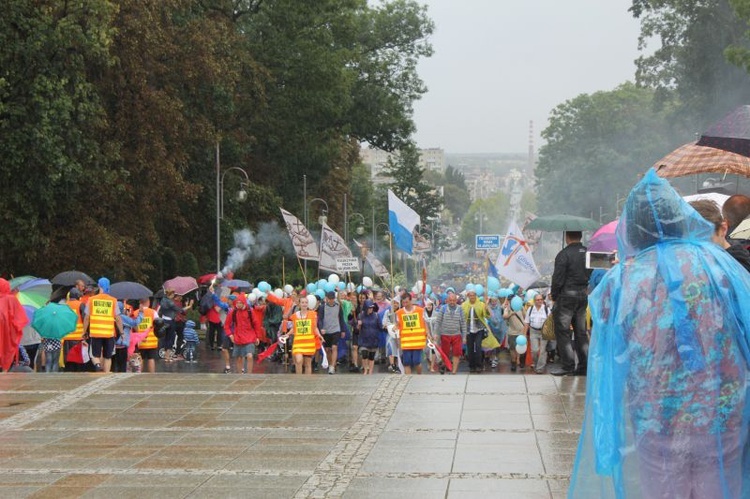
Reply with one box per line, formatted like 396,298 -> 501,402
110,281 -> 153,301
696,105 -> 750,157
51,270 -> 95,287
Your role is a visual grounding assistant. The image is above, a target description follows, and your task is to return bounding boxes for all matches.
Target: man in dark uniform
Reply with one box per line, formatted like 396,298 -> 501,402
550,231 -> 591,376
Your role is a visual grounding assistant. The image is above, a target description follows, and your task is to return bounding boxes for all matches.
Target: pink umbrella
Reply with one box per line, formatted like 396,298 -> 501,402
162,276 -> 198,296
588,220 -> 619,253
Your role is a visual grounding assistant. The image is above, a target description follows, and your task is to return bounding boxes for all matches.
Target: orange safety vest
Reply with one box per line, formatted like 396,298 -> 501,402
136,308 -> 157,349
397,306 -> 427,350
63,299 -> 85,341
291,310 -> 318,356
88,293 -> 118,338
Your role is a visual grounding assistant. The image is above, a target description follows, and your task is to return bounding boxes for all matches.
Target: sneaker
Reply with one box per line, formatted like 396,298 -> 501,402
241,369 -> 246,374
94,363 -> 103,372
490,359 -> 498,368
328,366 -> 335,375
387,364 -> 396,373
223,367 -> 231,374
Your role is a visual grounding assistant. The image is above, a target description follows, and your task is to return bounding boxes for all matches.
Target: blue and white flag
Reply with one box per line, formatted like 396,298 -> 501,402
388,189 -> 420,255
496,220 -> 541,289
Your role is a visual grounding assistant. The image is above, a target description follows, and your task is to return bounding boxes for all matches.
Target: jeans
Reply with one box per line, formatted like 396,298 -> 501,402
466,331 -> 485,371
45,348 -> 61,373
554,290 -> 589,372
184,341 -> 198,361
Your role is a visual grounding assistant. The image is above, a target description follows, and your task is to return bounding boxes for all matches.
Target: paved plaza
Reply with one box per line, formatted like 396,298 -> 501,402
0,373 -> 585,498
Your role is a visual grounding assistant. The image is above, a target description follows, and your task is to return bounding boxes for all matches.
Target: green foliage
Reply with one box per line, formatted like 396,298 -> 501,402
536,83 -> 679,220
0,0 -> 434,280
162,248 -> 178,280
378,142 -> 441,222
459,193 -> 510,247
179,252 -> 200,277
631,0 -> 750,126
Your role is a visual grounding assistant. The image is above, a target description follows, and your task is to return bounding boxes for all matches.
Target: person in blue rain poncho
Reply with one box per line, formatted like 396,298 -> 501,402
569,169 -> 750,498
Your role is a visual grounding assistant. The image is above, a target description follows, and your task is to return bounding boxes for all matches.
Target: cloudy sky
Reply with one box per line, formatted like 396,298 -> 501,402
411,0 -> 644,153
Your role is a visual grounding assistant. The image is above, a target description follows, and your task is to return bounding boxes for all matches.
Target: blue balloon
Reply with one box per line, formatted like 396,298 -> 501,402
323,282 -> 336,293
465,283 -> 476,293
306,283 -> 317,294
475,284 -> 485,296
258,281 -> 272,293
499,288 -> 511,299
516,334 -> 527,346
317,279 -> 327,290
425,284 -> 432,295
336,282 -> 346,291
356,285 -> 363,293
315,289 -> 325,299
487,276 -> 501,291
511,296 -> 523,311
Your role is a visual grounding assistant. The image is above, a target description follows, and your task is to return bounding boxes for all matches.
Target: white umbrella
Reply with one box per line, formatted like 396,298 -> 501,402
683,192 -> 730,209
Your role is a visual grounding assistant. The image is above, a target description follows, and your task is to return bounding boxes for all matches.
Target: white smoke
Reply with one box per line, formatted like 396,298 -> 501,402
221,222 -> 293,274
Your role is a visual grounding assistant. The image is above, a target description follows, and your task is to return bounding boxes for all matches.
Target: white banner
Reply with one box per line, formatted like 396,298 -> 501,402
280,208 -> 320,261
336,257 -> 361,272
319,222 -> 353,272
496,220 -> 542,289
354,239 -> 391,279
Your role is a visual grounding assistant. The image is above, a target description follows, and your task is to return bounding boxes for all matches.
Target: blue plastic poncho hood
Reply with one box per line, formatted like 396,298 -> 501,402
569,169 -> 750,498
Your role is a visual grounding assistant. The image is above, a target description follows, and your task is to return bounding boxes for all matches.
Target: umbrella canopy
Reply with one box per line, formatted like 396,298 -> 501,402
730,218 -> 750,240
696,105 -> 750,157
682,192 -> 730,208
110,281 -> 153,301
587,220 -> 619,252
10,277 -> 52,309
525,214 -> 600,232
31,302 -> 77,340
51,270 -> 95,287
653,142 -> 750,178
197,273 -> 217,285
163,276 -> 198,296
221,279 -> 251,289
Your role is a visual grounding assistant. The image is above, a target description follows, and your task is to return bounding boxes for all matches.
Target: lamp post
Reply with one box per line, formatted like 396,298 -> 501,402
615,195 -> 627,218
309,198 -> 329,226
346,212 -> 366,243
215,141 -> 250,273
375,222 -> 393,291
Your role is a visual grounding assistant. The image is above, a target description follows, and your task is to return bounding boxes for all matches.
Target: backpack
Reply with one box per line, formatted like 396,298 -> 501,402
542,305 -> 555,341
198,292 -> 214,315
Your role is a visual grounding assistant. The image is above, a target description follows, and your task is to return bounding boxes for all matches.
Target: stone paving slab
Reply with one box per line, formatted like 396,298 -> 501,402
0,373 -> 585,497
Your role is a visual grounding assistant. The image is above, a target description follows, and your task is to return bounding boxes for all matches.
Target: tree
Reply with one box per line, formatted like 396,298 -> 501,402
378,142 -> 441,223
536,83 -> 678,219
630,0 -> 750,127
458,193 -> 510,248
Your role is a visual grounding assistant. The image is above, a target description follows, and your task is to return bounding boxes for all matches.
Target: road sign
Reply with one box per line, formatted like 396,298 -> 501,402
475,234 -> 502,250
336,257 -> 361,272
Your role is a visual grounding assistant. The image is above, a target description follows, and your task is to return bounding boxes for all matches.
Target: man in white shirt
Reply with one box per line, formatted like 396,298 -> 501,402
524,294 -> 550,374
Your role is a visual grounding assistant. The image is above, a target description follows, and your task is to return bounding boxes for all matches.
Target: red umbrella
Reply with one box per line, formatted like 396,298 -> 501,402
197,273 -> 216,285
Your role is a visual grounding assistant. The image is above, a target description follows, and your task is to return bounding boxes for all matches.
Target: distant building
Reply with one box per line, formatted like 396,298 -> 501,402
360,146 -> 446,183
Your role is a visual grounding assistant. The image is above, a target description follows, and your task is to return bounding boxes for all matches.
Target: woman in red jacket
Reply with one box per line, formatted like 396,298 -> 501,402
224,293 -> 259,374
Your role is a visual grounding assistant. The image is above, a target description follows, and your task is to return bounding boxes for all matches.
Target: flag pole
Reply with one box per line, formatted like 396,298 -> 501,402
296,256 -> 308,286
282,254 -> 286,285
389,235 -> 395,296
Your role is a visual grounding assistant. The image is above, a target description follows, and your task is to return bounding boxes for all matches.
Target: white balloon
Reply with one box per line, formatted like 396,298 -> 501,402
515,344 -> 528,355
283,284 -> 294,295
328,274 -> 340,284
363,276 -> 373,287
247,293 -> 257,304
346,282 -> 356,292
274,288 -> 283,298
307,295 -> 318,309
394,285 -> 401,293
415,280 -> 424,291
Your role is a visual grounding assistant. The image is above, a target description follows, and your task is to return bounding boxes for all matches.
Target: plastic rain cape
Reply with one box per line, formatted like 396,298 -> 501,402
569,169 -> 750,498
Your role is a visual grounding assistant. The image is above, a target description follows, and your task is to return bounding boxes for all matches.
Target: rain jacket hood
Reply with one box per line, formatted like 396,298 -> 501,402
0,278 -> 10,296
570,168 -> 750,498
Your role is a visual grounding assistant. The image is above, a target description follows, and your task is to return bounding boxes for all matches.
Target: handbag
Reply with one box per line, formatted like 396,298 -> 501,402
542,311 -> 556,341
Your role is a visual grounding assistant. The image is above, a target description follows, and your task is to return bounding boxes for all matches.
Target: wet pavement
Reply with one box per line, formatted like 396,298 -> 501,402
0,346 -> 585,498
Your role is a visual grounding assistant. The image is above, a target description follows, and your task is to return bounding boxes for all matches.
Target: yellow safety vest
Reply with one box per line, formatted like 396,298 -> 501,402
88,293 -> 117,339
291,311 -> 318,356
137,308 -> 157,350
397,306 -> 427,350
63,299 -> 85,341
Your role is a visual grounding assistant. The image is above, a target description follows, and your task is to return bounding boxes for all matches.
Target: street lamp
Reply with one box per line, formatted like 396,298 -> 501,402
346,212 -> 366,243
615,194 -> 627,218
309,198 -> 329,226
374,222 -> 393,291
474,212 -> 488,233
215,141 -> 250,273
